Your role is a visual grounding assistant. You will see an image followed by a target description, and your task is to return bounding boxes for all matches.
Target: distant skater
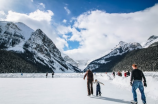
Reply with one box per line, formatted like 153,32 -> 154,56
46,72 -> 48,78
124,71 -> 127,77
84,69 -> 94,96
94,79 -> 104,96
112,71 -> 115,78
127,70 -> 130,77
130,64 -> 147,104
52,72 -> 54,78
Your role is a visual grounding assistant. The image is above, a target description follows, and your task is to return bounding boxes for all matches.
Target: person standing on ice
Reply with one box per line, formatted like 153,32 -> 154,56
46,72 -> 48,78
112,71 -> 115,78
52,72 -> 54,78
127,70 -> 130,77
130,64 -> 147,104
84,69 -> 94,96
94,79 -> 104,96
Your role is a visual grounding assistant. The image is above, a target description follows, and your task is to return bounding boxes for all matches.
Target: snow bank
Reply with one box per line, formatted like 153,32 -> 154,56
0,73 -> 84,78
111,72 -> 158,100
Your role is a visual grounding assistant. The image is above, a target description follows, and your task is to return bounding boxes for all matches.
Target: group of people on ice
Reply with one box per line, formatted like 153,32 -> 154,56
113,70 -> 130,77
84,64 -> 147,104
46,72 -> 54,78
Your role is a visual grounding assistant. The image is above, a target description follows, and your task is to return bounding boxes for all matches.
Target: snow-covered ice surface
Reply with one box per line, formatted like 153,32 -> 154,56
0,73 -> 158,104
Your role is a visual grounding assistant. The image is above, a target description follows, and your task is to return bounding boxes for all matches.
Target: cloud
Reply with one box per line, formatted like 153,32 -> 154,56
55,37 -> 68,51
63,19 -> 67,23
31,0 -> 33,2
64,7 -> 71,14
5,9 -> 53,23
0,0 -> 36,12
39,3 -> 45,9
0,11 -> 6,20
64,4 -> 158,62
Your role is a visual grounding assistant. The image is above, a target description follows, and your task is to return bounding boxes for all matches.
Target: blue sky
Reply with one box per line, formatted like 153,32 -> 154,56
0,0 -> 158,61
35,0 -> 158,50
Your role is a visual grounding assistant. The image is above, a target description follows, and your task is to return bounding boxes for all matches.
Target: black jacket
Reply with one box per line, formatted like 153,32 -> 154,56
130,69 -> 146,82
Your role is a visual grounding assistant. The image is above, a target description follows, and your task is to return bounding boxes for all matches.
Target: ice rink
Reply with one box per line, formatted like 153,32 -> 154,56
0,73 -> 158,104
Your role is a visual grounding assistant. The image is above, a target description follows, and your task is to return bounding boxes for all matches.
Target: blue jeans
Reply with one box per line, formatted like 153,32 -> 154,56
132,80 -> 146,103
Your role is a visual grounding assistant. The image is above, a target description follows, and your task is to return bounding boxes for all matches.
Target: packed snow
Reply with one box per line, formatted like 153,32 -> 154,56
0,72 -> 158,104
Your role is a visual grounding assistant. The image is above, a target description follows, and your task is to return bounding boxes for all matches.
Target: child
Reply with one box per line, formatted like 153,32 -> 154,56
94,79 -> 104,96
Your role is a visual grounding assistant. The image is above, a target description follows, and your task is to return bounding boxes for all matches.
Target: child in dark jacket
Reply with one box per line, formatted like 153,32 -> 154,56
94,79 -> 104,96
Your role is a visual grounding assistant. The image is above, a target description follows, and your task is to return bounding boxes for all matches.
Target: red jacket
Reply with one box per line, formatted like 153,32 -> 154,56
124,72 -> 127,77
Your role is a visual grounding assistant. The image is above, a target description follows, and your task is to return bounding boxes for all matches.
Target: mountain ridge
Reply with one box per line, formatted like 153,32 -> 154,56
0,21 -> 81,73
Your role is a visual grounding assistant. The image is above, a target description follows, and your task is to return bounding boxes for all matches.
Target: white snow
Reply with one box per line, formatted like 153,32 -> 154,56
0,72 -> 158,104
7,41 -> 25,52
15,22 -> 34,40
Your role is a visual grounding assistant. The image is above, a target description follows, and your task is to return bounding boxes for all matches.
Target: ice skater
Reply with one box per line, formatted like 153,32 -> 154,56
52,72 -> 54,78
46,72 -> 48,78
84,69 -> 94,96
94,79 -> 104,96
112,71 -> 115,78
130,64 -> 147,104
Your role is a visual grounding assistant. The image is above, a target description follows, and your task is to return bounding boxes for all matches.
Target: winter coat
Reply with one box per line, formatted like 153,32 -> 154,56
124,72 -> 127,77
84,70 -> 94,81
94,81 -> 103,87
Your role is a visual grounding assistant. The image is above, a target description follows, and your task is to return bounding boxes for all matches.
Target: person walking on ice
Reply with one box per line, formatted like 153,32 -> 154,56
84,69 -> 94,96
52,72 -> 54,78
46,72 -> 48,78
94,79 -> 104,96
130,64 -> 147,104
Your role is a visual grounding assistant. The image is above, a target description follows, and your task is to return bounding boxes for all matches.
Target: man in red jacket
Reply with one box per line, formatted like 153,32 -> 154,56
84,69 -> 94,96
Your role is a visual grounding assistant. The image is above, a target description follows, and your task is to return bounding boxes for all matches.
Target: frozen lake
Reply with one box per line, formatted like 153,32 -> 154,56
0,73 -> 158,104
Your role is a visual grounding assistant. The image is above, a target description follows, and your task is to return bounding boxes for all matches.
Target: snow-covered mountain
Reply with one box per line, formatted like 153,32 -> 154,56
143,35 -> 158,48
84,41 -> 142,72
0,21 -> 81,73
63,55 -> 78,67
0,21 -> 34,51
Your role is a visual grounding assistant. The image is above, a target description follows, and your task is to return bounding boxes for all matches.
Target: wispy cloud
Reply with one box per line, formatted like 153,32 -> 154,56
39,3 -> 45,8
63,19 -> 67,23
64,7 -> 71,14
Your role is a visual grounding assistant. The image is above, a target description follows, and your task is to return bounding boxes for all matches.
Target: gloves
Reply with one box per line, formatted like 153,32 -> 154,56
130,82 -> 133,86
144,82 -> 147,87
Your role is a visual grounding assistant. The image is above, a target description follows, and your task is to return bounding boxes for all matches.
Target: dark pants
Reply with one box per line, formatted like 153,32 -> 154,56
87,80 -> 93,95
96,84 -> 101,96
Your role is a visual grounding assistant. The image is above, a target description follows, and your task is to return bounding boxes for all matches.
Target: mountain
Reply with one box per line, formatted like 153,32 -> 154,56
143,35 -> 158,48
0,21 -> 33,51
111,46 -> 158,72
84,41 -> 142,72
61,53 -> 89,71
63,55 -> 78,67
0,21 -> 81,73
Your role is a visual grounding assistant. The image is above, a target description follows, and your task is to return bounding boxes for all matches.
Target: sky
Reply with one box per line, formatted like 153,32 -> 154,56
0,0 -> 158,62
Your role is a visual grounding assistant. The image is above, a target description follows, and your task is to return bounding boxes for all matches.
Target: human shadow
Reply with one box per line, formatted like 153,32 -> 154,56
91,96 -> 130,104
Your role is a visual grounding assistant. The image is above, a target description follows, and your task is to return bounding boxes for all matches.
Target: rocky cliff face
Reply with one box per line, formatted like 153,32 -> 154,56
0,21 -> 81,73
63,55 -> 78,67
